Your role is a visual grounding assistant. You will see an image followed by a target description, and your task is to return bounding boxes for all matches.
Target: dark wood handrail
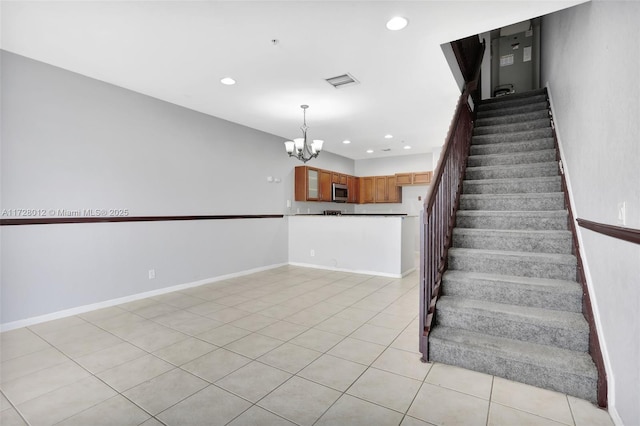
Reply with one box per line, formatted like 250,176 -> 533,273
419,37 -> 485,362
577,218 -> 640,245
0,214 -> 284,226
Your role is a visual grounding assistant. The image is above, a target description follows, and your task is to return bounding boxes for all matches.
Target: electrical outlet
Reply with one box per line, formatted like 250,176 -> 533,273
617,202 -> 626,226
148,269 -> 156,279
286,200 -> 291,208
310,249 -> 315,257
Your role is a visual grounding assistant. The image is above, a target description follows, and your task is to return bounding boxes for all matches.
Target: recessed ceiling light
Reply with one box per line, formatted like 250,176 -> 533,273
220,77 -> 236,85
384,134 -> 393,139
366,149 -> 374,154
404,145 -> 412,150
386,17 -> 408,31
343,140 -> 351,144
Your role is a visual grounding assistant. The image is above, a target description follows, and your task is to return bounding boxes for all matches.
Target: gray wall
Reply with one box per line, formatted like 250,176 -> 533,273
1,51 -> 297,325
541,2 -> 640,424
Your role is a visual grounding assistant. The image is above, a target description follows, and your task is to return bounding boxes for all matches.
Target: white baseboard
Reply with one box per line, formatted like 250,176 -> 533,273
0,263 -> 287,332
287,261 -> 413,279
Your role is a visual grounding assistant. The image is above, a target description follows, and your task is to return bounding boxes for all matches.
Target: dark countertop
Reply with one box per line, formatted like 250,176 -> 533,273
294,213 -> 408,216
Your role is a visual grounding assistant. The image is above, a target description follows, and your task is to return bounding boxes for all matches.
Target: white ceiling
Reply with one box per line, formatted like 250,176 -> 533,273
1,1 -> 587,160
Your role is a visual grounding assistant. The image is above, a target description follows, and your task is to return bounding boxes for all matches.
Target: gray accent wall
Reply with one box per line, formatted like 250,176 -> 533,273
541,2 -> 640,424
1,51 -> 297,324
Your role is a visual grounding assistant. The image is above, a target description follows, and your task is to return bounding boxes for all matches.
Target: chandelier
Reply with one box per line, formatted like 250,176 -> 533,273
284,105 -> 324,163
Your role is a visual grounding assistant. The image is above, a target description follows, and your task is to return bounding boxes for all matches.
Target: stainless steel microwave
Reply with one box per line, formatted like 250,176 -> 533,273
332,183 -> 348,202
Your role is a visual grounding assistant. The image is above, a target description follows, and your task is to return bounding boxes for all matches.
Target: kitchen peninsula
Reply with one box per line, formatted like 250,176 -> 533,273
288,214 -> 417,277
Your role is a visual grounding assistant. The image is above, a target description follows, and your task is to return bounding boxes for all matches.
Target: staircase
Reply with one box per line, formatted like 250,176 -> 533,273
428,89 -> 598,402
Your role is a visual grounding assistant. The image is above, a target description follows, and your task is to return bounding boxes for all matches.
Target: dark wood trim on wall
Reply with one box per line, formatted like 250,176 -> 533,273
0,214 -> 284,227
547,88 -> 607,407
577,219 -> 640,245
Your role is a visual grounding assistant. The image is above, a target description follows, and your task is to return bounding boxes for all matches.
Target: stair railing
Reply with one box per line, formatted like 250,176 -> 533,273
419,37 -> 484,361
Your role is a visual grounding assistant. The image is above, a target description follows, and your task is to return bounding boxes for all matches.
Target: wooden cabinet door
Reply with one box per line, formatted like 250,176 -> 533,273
413,171 -> 432,185
295,166 -> 319,201
387,176 -> 402,203
395,173 -> 413,186
374,176 -> 387,202
360,177 -> 374,203
347,175 -> 358,203
332,173 -> 348,185
319,170 -> 332,201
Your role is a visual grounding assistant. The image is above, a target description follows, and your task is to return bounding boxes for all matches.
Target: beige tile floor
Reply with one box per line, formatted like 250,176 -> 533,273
0,266 -> 614,426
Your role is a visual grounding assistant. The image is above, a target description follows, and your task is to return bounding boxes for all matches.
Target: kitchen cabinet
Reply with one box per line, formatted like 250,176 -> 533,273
395,173 -> 413,186
319,170 -> 332,201
413,171 -> 432,185
386,176 -> 402,203
295,166 -> 318,201
359,177 -> 374,204
347,175 -> 358,203
374,176 -> 387,202
362,175 -> 401,203
332,173 -> 347,185
294,166 -> 336,202
295,166 -> 422,204
395,171 -> 432,186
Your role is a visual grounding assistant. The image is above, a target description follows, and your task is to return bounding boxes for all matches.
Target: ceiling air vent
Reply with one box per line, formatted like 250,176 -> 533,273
325,73 -> 359,88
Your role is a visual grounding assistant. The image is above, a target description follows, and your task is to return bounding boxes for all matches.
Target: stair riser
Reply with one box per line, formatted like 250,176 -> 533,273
453,232 -> 573,254
448,253 -> 576,280
459,195 -> 565,211
442,280 -> 582,313
476,101 -> 549,119
436,308 -> 588,352
455,214 -> 568,231
473,119 -> 551,136
470,139 -> 554,155
468,150 -> 556,167
477,94 -> 548,112
472,128 -> 553,145
463,179 -> 561,195
476,110 -> 550,127
428,341 -> 597,402
465,164 -> 558,180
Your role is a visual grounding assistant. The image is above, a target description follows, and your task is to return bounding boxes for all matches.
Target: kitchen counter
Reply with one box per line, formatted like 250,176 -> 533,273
293,213 -> 408,217
288,215 -> 416,277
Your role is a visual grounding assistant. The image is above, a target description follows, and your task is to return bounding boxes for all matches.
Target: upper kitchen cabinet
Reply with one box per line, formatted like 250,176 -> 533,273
295,166 -> 319,201
359,177 -> 374,204
319,170 -> 332,202
366,175 -> 401,204
332,172 -> 348,185
347,175 -> 359,203
294,166 -> 345,202
395,171 -> 432,186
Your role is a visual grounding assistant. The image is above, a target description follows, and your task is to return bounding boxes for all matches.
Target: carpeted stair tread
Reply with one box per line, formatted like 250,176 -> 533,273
476,101 -> 549,119
470,138 -> 554,155
442,270 -> 582,312
459,192 -> 565,211
472,128 -> 553,145
477,93 -> 548,111
465,162 -> 558,180
448,247 -> 576,280
436,296 -> 588,351
428,326 -> 597,402
455,210 -> 568,230
462,176 -> 561,194
473,118 -> 551,136
453,228 -> 572,254
467,149 -> 556,167
475,110 -> 550,127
